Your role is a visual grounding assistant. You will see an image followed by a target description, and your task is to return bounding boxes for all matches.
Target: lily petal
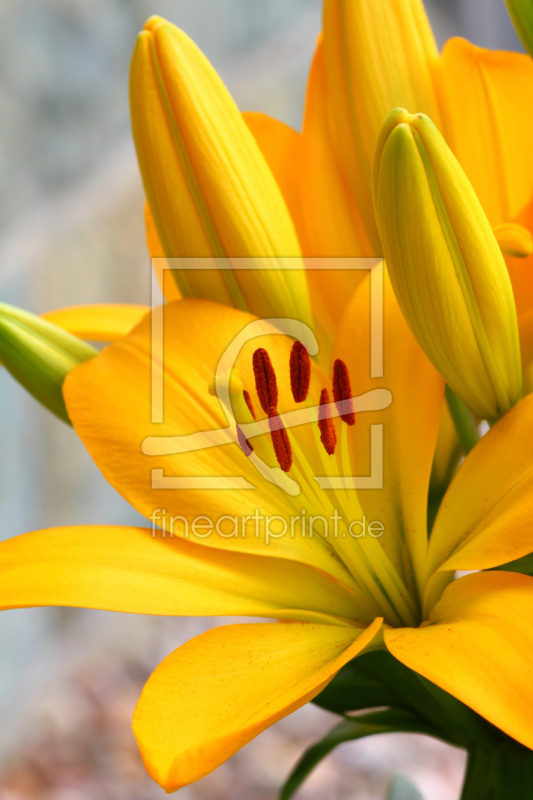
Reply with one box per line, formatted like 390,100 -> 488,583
385,571 -> 533,751
297,38 -> 372,353
42,304 -> 149,342
334,269 -> 444,596
439,38 -> 533,226
63,299 -> 357,589
145,201 -> 181,302
323,0 -> 441,250
426,393 -> 533,586
133,618 -> 382,791
0,525 -> 366,624
242,111 -> 304,244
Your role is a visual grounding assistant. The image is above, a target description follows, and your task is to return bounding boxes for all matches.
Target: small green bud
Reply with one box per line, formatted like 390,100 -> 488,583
0,303 -> 97,423
505,0 -> 533,58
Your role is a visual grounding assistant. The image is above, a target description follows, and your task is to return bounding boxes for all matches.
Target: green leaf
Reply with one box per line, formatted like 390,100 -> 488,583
459,747 -> 495,800
313,650 -> 499,750
280,708 -> 442,800
386,774 -> 424,800
492,552 -> 533,576
491,740 -> 533,799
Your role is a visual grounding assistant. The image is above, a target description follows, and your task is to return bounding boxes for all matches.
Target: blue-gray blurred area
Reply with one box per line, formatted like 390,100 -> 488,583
0,1 -> 524,797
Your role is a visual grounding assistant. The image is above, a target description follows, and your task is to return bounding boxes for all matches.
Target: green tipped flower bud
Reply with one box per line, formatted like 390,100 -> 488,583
505,0 -> 533,58
373,109 -> 522,422
0,303 -> 97,423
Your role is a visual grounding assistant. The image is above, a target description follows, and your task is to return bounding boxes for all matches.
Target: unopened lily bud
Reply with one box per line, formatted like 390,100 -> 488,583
0,304 -> 97,423
322,0 -> 441,251
373,109 -> 522,421
130,16 -> 312,328
505,0 -> 533,57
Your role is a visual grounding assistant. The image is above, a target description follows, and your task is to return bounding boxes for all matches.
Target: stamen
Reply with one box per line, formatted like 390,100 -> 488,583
289,341 -> 311,402
253,348 -> 279,413
333,359 -> 356,425
268,408 -> 292,472
243,389 -> 256,419
318,388 -> 337,455
237,426 -> 253,456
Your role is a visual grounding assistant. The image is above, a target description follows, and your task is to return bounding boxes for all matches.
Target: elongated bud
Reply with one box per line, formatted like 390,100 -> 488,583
505,0 -> 533,57
0,304 -> 97,423
373,109 -> 522,421
130,16 -> 312,327
322,0 -> 441,251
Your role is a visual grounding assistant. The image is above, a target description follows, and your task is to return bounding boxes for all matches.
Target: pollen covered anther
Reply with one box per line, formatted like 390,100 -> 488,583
237,426 -> 253,456
268,407 -> 293,472
289,340 -> 311,402
243,389 -> 256,419
318,388 -> 337,455
252,348 -> 279,413
333,359 -> 356,425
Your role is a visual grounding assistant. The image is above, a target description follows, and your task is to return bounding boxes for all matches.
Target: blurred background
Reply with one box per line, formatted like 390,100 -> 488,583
0,1 -> 523,798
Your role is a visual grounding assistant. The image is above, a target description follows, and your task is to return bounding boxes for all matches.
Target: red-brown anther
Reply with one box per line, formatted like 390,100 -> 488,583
289,340 -> 311,402
268,408 -> 292,472
237,425 -> 253,456
243,389 -> 256,419
252,348 -> 279,414
318,388 -> 337,455
333,359 -> 356,425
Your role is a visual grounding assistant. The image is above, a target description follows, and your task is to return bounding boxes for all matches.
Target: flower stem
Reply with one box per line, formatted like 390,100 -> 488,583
445,385 -> 480,455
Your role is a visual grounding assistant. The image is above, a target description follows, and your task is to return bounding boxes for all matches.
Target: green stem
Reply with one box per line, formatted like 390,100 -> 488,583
460,748 -> 495,800
445,385 -> 480,455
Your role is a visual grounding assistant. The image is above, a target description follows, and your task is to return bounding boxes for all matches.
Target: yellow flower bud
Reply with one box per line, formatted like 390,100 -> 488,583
373,109 -> 522,421
505,0 -> 533,58
322,0 -> 441,252
0,304 -> 97,423
130,16 -> 312,328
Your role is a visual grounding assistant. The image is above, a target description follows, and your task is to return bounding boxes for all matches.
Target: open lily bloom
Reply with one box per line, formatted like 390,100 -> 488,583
3,280 -> 533,792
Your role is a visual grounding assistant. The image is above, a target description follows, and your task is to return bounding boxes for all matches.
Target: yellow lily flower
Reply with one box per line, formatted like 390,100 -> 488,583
373,108 -> 522,422
3,286 -> 533,791
130,16 -> 312,328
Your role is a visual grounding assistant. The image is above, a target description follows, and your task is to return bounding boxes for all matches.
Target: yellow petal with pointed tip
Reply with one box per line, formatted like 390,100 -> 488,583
323,0 -> 441,251
133,618 -> 382,791
427,392 -> 533,579
374,109 -> 521,421
42,304 -> 149,342
386,571 -> 533,751
0,525 -> 361,625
